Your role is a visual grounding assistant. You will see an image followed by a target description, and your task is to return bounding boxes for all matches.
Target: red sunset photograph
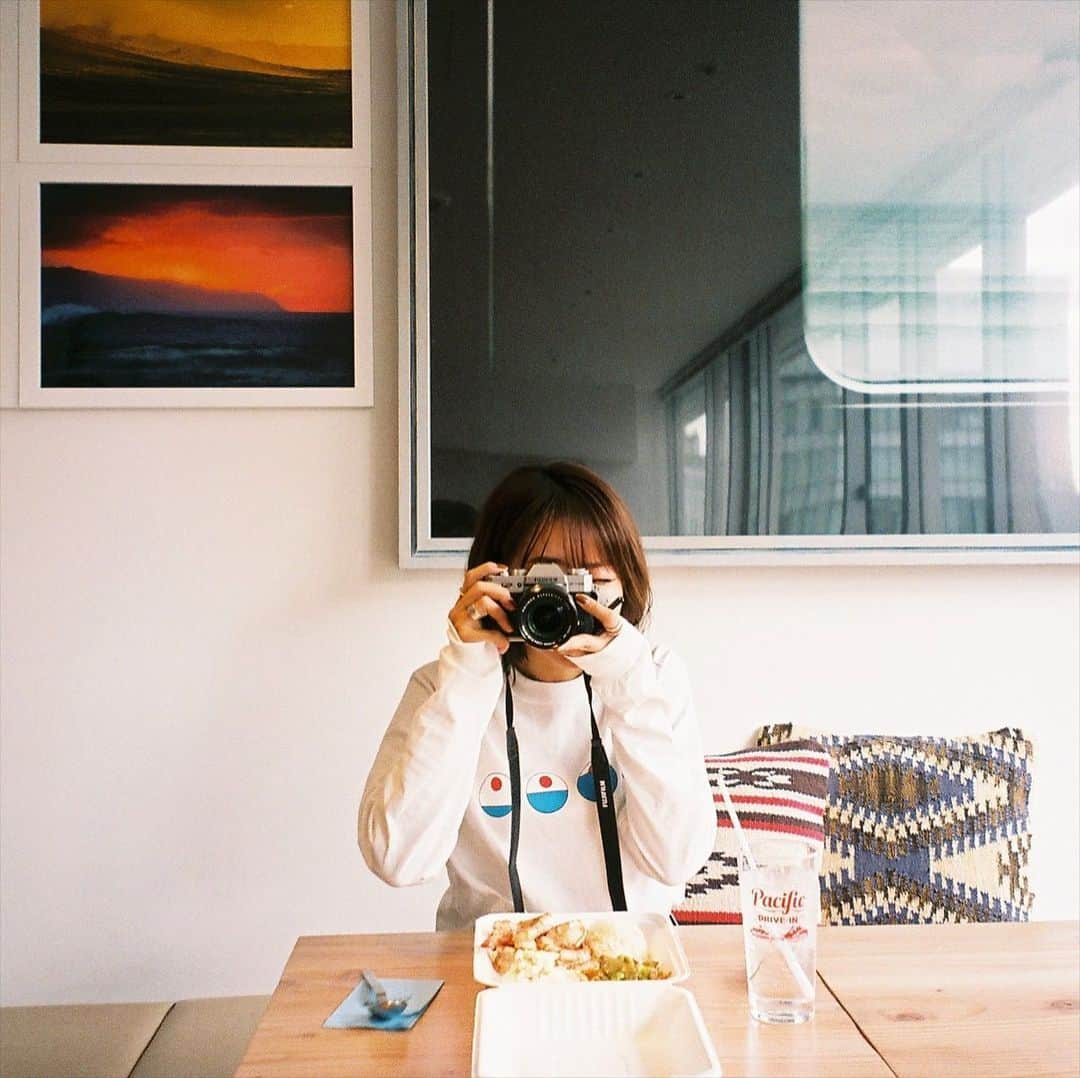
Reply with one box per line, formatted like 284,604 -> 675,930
40,183 -> 354,388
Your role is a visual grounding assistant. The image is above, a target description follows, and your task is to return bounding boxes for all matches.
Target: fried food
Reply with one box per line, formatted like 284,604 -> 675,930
511,913 -> 554,950
489,946 -> 521,975
480,915 -> 671,982
484,919 -> 516,949
536,918 -> 587,951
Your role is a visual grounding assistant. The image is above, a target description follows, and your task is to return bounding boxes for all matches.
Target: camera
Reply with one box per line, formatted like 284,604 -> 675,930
484,562 -> 600,648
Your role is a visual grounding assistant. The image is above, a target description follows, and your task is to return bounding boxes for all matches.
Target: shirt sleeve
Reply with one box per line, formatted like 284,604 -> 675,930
573,623 -> 716,889
358,622 -> 504,887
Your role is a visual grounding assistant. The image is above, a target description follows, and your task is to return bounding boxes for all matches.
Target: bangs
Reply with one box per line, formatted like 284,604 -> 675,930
513,500 -> 611,570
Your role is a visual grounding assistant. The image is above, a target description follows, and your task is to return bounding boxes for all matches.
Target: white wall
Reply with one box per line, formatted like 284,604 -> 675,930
1,3 -> 1078,1006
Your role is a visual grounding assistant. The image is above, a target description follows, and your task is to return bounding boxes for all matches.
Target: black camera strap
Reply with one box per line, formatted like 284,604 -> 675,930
503,670 -> 626,913
584,673 -> 627,910
503,679 -> 525,913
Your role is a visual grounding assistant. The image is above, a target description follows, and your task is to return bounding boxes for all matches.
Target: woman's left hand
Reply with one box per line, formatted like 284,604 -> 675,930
557,594 -> 623,657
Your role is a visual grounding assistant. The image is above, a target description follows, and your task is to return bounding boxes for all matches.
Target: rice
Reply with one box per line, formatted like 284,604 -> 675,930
584,920 -> 648,961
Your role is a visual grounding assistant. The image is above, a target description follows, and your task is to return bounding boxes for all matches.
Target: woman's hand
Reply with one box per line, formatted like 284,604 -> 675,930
557,593 -> 623,657
450,561 -> 516,654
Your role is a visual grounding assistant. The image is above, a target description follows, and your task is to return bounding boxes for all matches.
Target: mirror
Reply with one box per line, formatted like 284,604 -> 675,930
399,0 -> 1080,564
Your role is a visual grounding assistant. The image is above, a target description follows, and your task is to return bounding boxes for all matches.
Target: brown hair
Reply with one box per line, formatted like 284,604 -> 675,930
468,461 -> 652,628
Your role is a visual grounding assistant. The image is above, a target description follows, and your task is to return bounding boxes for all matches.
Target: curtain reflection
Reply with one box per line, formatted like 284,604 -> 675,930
665,292 -> 1079,537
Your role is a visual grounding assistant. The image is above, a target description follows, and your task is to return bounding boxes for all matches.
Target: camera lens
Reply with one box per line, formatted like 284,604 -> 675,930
518,586 -> 576,648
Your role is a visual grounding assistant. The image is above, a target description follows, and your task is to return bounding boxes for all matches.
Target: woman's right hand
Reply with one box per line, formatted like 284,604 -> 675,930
450,561 -> 515,653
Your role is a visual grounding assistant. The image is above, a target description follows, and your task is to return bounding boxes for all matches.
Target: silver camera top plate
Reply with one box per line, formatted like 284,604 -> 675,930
488,561 -> 593,592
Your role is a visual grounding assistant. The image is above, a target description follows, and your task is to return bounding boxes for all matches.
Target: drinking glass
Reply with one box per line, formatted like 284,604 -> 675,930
738,838 -> 819,1024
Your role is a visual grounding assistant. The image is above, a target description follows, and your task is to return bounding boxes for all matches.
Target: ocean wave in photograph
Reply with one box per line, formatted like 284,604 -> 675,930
42,310 -> 354,388
40,183 -> 356,390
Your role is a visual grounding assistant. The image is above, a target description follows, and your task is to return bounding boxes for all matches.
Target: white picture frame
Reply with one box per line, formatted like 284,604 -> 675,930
18,0 -> 371,167
19,163 -> 373,408
0,3 -> 19,408
1,0 -> 375,409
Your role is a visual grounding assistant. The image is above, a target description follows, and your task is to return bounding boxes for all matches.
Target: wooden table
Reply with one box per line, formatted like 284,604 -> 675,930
236,923 -> 1080,1077
815,921 -> 1080,1078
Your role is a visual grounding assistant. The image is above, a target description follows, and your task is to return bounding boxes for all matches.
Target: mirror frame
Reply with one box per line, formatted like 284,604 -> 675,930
396,0 -> 1079,568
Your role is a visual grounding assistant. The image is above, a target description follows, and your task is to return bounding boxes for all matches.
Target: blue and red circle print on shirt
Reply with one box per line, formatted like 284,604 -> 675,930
478,771 -> 570,815
525,772 -> 569,813
479,772 -> 512,817
576,765 -> 619,801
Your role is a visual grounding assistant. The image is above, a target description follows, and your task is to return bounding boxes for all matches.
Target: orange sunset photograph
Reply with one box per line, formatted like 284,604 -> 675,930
41,184 -> 355,388
39,0 -> 352,146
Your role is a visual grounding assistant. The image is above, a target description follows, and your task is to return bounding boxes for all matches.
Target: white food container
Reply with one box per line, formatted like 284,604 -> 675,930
472,911 -> 691,986
471,982 -> 721,1077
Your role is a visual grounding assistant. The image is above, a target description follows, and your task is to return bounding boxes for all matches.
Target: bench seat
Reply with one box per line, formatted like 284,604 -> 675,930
0,995 -> 269,1078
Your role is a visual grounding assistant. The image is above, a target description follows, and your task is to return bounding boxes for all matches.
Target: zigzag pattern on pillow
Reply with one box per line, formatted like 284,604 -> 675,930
673,739 -> 830,925
757,724 -> 1034,925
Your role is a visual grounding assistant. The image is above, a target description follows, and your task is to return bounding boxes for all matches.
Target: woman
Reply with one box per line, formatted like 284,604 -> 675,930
359,461 -> 715,929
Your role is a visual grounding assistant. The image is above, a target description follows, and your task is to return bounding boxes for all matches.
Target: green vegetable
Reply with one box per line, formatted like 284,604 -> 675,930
593,954 -> 671,981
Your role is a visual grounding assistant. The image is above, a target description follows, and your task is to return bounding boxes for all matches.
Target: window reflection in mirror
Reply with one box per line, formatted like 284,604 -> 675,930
801,0 -> 1079,393
407,0 -> 1079,555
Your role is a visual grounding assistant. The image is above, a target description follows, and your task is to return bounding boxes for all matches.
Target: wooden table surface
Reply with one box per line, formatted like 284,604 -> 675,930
815,921 -> 1080,1078
235,922 -> 1080,1078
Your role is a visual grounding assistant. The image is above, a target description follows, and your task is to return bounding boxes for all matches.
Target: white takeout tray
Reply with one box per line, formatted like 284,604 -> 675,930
472,911 -> 691,987
471,982 -> 721,1077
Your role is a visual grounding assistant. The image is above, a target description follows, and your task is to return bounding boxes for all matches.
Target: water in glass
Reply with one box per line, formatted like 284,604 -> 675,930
738,838 -> 819,1024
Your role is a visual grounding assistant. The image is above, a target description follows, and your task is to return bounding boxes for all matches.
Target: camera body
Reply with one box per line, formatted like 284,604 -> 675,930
484,562 -> 600,648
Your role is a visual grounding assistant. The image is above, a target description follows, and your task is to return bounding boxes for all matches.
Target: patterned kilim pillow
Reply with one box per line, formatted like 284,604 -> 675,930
757,724 -> 1034,925
672,740 -> 831,925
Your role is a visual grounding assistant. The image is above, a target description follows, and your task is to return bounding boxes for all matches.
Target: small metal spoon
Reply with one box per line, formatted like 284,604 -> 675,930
361,969 -> 408,1019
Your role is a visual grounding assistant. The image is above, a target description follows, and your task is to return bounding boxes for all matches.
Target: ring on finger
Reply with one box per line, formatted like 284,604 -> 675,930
466,600 -> 485,621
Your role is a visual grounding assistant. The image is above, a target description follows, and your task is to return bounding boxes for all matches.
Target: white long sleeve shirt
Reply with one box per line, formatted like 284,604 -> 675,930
358,619 -> 716,930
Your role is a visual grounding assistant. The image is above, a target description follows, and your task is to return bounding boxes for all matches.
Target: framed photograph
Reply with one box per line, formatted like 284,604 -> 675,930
18,0 -> 370,165
18,164 -> 373,407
